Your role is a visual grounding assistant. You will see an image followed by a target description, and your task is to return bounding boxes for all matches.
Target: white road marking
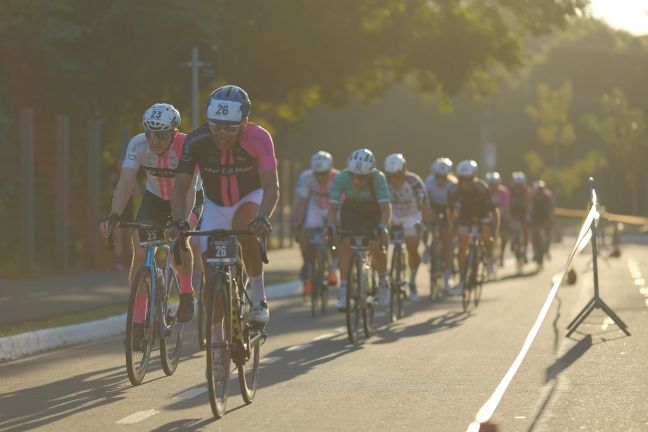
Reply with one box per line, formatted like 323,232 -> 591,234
633,278 -> 645,286
644,299 -> 648,308
260,356 -> 281,364
312,333 -> 336,341
116,409 -> 160,424
601,317 -> 613,331
640,287 -> 648,296
514,416 -> 526,419
173,386 -> 207,400
286,343 -> 312,352
334,326 -> 346,334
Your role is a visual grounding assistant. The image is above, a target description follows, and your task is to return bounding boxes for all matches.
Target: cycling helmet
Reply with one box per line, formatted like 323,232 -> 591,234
142,103 -> 181,132
431,157 -> 453,175
512,171 -> 527,185
206,85 -> 251,125
384,153 -> 407,174
347,149 -> 375,175
456,160 -> 478,178
310,151 -> 333,173
486,171 -> 501,186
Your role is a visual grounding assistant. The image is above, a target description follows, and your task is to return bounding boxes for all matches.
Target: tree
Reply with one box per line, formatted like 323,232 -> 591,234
585,88 -> 648,214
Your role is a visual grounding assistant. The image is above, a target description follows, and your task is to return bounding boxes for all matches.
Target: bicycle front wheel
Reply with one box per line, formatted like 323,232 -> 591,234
206,274 -> 232,419
346,255 -> 363,343
237,267 -> 260,405
389,246 -> 405,322
461,248 -> 475,313
429,241 -> 440,301
196,269 -> 207,350
363,269 -> 377,338
311,250 -> 324,317
473,248 -> 485,307
160,266 -> 184,376
125,266 -> 155,386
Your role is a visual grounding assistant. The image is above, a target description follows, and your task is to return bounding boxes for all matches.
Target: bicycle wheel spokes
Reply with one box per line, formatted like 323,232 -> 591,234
160,268 -> 184,376
237,272 -> 261,404
206,278 -> 232,419
346,257 -> 362,343
125,267 -> 155,386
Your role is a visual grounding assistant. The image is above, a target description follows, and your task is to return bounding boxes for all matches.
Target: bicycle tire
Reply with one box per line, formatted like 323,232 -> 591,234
196,269 -> 207,350
125,266 -> 155,386
346,254 -> 363,343
473,247 -> 485,307
160,266 -> 184,376
363,268 -> 377,338
462,247 -> 475,312
236,268 -> 261,405
206,273 -> 232,419
429,239 -> 440,301
311,249 -> 324,317
389,246 -> 406,322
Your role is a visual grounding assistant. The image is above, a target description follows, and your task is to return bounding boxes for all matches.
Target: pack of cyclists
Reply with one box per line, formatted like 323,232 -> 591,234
100,84 -> 557,391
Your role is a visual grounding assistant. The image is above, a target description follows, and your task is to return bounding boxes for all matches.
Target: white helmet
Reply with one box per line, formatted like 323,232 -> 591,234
347,148 -> 375,175
310,151 -> 333,173
431,157 -> 453,175
456,160 -> 478,178
384,153 -> 406,174
143,103 -> 181,131
512,171 -> 527,185
486,171 -> 501,186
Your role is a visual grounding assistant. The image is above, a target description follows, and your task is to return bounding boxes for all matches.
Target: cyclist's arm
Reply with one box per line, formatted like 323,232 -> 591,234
421,200 -> 433,225
171,173 -> 193,220
379,202 -> 391,227
327,203 -> 339,226
258,169 -> 279,218
109,167 -> 138,216
293,196 -> 308,228
184,172 -> 198,219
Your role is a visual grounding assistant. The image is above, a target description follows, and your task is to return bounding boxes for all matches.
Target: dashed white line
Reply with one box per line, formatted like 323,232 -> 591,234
601,317 -> 613,331
173,386 -> 207,400
312,333 -> 336,341
286,343 -> 312,352
260,356 -> 281,364
116,409 -> 160,424
634,278 -> 645,286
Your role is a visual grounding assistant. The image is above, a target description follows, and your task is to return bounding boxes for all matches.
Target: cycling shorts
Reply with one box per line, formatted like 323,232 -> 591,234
391,212 -> 421,237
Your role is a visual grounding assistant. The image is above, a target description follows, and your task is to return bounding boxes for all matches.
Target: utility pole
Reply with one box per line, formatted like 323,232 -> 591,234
181,46 -> 209,129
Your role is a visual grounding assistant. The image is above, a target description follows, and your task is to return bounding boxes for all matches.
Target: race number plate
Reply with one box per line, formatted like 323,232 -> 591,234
138,228 -> 165,246
206,237 -> 238,264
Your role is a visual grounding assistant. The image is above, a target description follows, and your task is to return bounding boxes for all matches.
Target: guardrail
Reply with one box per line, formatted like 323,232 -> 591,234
466,177 -> 629,432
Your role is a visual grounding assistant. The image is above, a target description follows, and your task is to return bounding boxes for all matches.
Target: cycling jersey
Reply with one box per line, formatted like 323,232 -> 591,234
490,185 -> 510,209
176,123 -> 277,207
329,169 -> 390,205
531,189 -> 554,225
123,132 -> 187,200
448,179 -> 495,225
425,175 -> 457,212
295,168 -> 339,210
509,185 -> 531,221
388,172 -> 428,219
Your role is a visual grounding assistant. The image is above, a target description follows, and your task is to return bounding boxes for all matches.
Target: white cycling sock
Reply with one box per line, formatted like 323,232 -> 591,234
249,274 -> 265,305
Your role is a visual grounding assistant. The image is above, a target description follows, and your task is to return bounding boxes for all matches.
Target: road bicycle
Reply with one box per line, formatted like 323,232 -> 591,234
306,227 -> 332,317
461,224 -> 486,312
179,229 -> 268,419
388,225 -> 407,322
118,222 -> 184,386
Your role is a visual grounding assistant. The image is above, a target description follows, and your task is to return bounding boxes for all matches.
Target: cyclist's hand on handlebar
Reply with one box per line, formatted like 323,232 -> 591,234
376,224 -> 389,244
170,218 -> 191,251
250,215 -> 272,237
100,212 -> 121,240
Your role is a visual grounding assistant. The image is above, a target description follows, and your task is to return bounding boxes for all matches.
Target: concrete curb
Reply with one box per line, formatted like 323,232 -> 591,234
0,280 -> 302,363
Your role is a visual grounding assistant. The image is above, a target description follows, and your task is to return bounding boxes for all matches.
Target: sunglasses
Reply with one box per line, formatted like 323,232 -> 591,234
209,123 -> 241,136
145,130 -> 174,140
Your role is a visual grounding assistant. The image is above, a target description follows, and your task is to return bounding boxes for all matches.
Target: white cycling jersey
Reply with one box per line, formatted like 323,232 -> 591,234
425,175 -> 457,208
388,172 -> 428,219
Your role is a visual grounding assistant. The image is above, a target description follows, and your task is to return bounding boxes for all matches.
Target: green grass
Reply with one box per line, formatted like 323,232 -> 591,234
0,271 -> 300,338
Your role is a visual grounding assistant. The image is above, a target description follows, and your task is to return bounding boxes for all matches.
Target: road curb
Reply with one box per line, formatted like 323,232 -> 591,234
0,280 -> 302,363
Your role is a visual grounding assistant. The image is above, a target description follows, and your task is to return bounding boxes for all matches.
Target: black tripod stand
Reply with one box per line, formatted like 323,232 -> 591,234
566,178 -> 630,337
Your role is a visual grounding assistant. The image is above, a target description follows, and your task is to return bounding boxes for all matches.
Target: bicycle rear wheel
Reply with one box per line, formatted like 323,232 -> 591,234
206,274 -> 232,419
237,267 -> 261,404
346,255 -> 363,343
125,266 -> 155,386
160,266 -> 184,376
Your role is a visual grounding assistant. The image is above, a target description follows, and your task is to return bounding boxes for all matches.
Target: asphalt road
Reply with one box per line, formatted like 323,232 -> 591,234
2,241 -> 648,432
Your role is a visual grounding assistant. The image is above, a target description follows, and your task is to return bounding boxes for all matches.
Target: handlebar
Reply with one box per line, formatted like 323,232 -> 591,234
175,229 -> 269,265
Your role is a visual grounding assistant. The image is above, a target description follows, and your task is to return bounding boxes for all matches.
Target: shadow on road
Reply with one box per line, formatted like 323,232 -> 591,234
0,364 -> 132,432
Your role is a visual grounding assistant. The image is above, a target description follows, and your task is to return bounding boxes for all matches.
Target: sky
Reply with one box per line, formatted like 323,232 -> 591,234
589,0 -> 648,35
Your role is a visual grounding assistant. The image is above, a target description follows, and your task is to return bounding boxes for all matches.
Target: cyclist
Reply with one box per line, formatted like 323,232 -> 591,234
292,151 -> 340,296
530,180 -> 555,264
448,160 -> 498,294
327,149 -> 391,310
99,103 -> 202,332
383,153 -> 433,299
424,157 -> 457,293
509,171 -> 532,263
171,85 -> 278,333
486,172 -> 510,267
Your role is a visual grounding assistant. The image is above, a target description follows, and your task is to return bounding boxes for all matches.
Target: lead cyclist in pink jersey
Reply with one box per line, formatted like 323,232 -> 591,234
99,103 -> 202,325
172,85 -> 279,338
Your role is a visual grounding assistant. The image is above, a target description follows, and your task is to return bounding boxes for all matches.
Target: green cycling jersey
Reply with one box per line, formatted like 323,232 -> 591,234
329,169 -> 390,205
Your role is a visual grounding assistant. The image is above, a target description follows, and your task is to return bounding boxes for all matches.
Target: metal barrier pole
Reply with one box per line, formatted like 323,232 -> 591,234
566,178 -> 630,337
